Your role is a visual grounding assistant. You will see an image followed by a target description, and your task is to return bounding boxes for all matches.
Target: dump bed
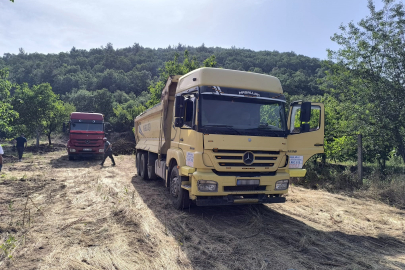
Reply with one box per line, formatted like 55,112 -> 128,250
134,75 -> 181,155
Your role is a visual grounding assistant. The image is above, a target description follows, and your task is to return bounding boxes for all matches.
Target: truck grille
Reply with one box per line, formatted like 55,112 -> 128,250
211,149 -> 280,169
73,139 -> 101,147
218,163 -> 274,167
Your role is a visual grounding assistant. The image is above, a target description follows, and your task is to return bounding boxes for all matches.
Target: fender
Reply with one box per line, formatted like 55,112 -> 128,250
166,148 -> 186,170
165,148 -> 187,188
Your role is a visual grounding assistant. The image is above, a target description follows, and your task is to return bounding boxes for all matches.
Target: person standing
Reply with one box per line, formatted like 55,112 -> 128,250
0,144 -> 3,172
14,134 -> 27,162
100,137 -> 115,166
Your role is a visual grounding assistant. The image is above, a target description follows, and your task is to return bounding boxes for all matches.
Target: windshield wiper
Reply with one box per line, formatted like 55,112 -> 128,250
203,125 -> 241,135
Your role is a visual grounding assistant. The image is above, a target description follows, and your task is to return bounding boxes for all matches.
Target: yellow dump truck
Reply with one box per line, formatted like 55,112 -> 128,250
135,68 -> 324,209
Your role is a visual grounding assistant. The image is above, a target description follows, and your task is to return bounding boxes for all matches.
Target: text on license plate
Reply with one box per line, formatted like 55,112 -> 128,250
83,148 -> 92,151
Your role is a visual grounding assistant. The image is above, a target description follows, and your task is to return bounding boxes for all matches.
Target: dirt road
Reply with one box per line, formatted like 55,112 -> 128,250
1,150 -> 404,270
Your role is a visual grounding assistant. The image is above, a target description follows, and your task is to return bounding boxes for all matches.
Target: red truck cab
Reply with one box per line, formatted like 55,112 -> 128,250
66,112 -> 105,160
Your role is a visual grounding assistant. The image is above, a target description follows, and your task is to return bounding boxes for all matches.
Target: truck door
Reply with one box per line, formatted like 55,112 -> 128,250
287,102 -> 324,170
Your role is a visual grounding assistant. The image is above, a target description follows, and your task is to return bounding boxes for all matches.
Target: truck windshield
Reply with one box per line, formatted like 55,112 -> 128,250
70,123 -> 104,131
200,94 -> 287,136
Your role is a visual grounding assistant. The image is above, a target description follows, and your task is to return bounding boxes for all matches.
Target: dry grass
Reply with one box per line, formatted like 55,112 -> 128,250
0,150 -> 405,269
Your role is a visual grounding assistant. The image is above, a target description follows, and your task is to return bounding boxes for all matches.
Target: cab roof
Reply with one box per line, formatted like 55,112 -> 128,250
70,112 -> 104,120
176,67 -> 283,94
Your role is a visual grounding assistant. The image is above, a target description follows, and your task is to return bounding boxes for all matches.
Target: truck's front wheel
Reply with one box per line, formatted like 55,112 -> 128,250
170,166 -> 190,210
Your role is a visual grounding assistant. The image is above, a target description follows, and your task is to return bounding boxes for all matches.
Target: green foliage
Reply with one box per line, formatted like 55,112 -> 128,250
1,43 -> 324,98
44,101 -> 75,144
62,88 -> 114,119
324,0 -> 405,168
147,50 -> 199,108
0,235 -> 16,259
0,69 -> 18,138
12,83 -> 68,145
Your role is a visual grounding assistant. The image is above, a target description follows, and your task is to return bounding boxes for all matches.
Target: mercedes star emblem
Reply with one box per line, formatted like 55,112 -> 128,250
243,151 -> 254,165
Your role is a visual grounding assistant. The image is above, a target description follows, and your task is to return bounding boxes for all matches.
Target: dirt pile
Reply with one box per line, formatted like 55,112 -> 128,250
109,131 -> 136,155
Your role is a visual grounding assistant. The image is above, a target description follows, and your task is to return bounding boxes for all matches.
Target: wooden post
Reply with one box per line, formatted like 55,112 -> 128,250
358,134 -> 363,185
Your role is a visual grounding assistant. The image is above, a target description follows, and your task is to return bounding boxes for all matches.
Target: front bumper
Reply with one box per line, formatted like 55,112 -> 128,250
186,169 -> 289,202
196,194 -> 285,206
67,147 -> 104,156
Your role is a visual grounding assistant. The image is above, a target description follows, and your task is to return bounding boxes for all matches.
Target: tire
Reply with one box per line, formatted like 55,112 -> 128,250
136,152 -> 141,175
140,153 -> 149,180
68,155 -> 74,161
147,157 -> 157,180
169,166 -> 190,210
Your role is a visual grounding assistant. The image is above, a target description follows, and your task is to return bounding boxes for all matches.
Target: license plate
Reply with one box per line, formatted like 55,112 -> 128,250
237,179 -> 260,185
83,148 -> 92,151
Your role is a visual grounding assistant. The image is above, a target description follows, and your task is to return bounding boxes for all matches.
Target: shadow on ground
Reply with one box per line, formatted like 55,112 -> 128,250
49,155 -> 104,169
131,176 -> 405,270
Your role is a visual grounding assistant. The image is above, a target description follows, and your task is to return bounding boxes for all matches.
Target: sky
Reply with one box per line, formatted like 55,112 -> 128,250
0,0 -> 386,59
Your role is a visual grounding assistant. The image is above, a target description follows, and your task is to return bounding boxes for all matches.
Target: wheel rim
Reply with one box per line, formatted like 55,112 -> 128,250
170,174 -> 179,198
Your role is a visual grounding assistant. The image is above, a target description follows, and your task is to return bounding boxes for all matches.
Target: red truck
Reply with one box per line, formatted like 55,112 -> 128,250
66,112 -> 107,160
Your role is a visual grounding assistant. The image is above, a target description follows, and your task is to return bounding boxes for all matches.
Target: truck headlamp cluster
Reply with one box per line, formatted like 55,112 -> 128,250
197,180 -> 218,192
275,179 -> 289,190
69,148 -> 76,152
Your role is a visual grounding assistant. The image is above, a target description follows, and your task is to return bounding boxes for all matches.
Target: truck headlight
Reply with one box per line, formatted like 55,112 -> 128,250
198,180 -> 218,192
99,149 -> 104,152
69,148 -> 76,152
275,179 -> 289,190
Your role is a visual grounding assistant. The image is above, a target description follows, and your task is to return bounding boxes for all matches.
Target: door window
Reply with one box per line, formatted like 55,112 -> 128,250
183,97 -> 195,128
290,105 -> 321,133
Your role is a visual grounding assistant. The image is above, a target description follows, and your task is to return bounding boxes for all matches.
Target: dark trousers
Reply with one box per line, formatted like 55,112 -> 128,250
17,147 -> 24,159
0,164 -> 2,172
101,152 -> 115,165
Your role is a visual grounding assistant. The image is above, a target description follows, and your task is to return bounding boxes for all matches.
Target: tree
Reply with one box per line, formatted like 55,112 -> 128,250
44,102 -> 75,145
12,83 -> 60,147
326,0 -> 405,164
147,51 -> 218,108
0,69 -> 18,138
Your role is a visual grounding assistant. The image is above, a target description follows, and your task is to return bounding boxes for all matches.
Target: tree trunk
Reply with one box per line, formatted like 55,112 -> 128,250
36,130 -> 40,149
393,129 -> 405,163
47,133 -> 52,145
357,134 -> 363,186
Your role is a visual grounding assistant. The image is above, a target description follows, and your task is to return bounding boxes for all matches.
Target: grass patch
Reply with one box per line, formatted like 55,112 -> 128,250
292,156 -> 405,209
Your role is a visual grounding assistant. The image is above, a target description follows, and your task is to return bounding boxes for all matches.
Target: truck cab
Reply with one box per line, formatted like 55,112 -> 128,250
135,68 -> 324,209
66,112 -> 106,160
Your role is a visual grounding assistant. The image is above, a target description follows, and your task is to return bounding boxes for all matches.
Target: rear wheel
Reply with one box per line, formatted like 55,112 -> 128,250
147,155 -> 157,180
140,153 -> 149,180
136,152 -> 141,175
170,166 -> 190,209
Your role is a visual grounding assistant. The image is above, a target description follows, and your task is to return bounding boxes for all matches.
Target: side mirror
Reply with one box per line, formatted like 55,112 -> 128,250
174,118 -> 184,127
174,95 -> 185,118
300,102 -> 311,123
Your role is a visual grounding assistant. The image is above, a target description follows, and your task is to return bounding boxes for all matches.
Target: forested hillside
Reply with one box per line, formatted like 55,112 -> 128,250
0,43 -> 325,97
